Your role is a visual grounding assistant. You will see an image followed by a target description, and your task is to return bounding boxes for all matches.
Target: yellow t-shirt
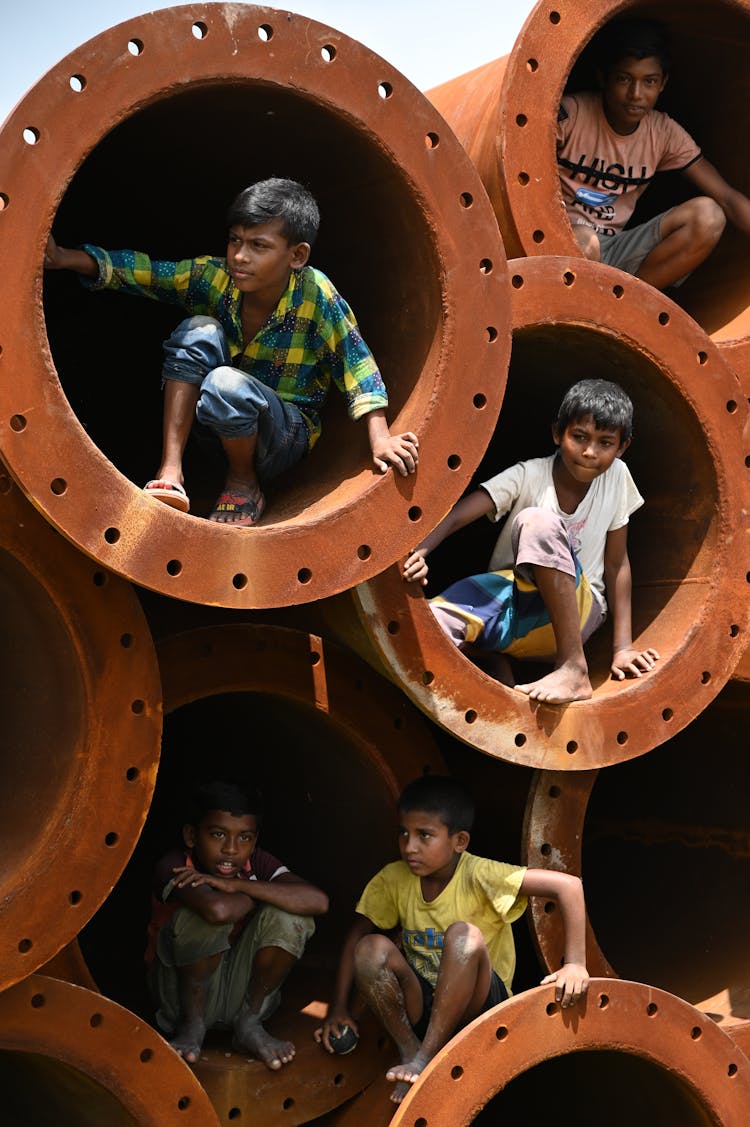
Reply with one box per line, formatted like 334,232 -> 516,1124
356,852 -> 527,993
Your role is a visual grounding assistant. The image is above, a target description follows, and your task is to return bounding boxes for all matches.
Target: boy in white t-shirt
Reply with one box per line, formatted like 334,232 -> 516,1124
403,379 -> 659,705
557,18 -> 750,290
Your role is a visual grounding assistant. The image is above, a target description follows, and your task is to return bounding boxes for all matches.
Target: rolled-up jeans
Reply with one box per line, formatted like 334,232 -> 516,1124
162,315 -> 309,482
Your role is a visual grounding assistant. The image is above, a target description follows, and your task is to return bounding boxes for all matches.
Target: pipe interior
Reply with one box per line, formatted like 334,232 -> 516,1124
0,548 -> 84,886
419,325 -> 716,692
0,1051 -> 138,1127
565,1 -> 750,341
472,1049 -> 715,1125
80,691 -> 408,1017
44,83 -> 441,519
583,681 -> 750,1008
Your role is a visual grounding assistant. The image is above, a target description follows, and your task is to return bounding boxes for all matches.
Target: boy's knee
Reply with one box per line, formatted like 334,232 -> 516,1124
572,224 -> 601,261
682,197 -> 726,247
353,933 -> 394,977
443,921 -> 486,959
513,507 -> 560,539
253,905 -> 315,958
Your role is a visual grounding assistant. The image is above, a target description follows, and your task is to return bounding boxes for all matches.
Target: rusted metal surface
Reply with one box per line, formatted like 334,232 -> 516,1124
0,2 -> 510,609
326,256 -> 750,770
78,622 -> 447,1124
0,469 -> 161,992
0,974 -> 220,1126
38,940 -> 99,993
523,682 -> 750,1025
390,980 -> 750,1126
428,0 -> 750,385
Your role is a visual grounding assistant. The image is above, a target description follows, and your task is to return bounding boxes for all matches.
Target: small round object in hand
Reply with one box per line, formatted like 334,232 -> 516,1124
329,1025 -> 359,1054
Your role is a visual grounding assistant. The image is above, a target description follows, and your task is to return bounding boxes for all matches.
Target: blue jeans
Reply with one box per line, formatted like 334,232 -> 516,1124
162,316 -> 309,483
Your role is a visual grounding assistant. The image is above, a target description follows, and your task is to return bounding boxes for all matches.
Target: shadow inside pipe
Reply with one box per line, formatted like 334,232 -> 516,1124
564,2 -> 750,341
43,84 -> 441,520
583,681 -> 750,1009
472,1049 -> 714,1125
79,692 -> 404,1019
0,1051 -> 138,1127
0,549 -> 84,883
419,325 -> 715,695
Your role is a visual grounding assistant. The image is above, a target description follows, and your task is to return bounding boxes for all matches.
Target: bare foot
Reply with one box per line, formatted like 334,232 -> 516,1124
386,1056 -> 429,1104
514,663 -> 592,704
170,1017 -> 206,1064
233,1015 -> 295,1070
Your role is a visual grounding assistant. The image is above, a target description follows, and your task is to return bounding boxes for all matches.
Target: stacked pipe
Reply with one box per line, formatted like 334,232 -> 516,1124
2,1 -> 750,1125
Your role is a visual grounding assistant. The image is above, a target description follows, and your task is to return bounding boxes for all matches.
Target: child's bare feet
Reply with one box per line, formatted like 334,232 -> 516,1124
170,1017 -> 206,1064
514,663 -> 592,704
386,1054 -> 429,1104
233,1013 -> 295,1070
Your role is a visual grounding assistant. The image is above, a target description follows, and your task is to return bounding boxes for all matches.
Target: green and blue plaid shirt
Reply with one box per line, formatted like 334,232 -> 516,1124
81,246 -> 388,448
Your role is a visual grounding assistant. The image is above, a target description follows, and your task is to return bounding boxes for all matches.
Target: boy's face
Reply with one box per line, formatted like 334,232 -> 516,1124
226,218 -> 310,303
601,54 -> 667,134
183,809 -> 259,877
553,415 -> 629,484
398,808 -> 469,881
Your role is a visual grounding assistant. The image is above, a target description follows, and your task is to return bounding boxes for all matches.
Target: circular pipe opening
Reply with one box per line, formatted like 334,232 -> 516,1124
582,681 -> 750,1014
349,259 -> 750,769
0,1051 -> 139,1126
0,479 -> 161,991
473,1051 -> 712,1125
0,5 -> 510,608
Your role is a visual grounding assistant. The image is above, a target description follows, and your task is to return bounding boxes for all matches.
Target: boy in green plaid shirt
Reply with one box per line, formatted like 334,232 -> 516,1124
44,178 -> 418,526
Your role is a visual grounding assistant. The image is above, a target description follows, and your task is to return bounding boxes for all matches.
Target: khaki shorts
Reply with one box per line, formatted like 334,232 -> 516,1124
150,903 -> 315,1033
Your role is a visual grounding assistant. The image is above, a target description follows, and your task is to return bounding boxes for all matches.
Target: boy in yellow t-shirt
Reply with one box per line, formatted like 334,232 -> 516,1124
315,776 -> 589,1105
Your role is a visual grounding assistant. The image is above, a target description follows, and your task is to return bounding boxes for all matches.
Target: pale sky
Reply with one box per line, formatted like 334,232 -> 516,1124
1,0 -> 536,125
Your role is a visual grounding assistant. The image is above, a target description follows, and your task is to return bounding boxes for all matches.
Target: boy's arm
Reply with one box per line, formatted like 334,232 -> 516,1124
233,871 -> 329,916
683,157 -> 750,236
169,868 -> 328,922
314,912 -> 375,1050
519,869 -> 589,1007
403,487 -> 496,585
604,526 -> 660,679
44,235 -> 97,276
365,408 -> 419,477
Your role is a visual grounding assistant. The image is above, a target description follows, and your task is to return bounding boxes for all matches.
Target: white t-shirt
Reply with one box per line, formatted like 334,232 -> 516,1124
481,454 -> 643,612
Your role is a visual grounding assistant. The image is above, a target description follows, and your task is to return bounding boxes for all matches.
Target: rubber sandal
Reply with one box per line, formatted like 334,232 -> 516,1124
208,488 -> 266,527
143,479 -> 190,513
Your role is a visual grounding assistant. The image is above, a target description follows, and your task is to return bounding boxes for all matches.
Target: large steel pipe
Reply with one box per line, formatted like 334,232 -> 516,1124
0,3 -> 510,609
0,470 -> 161,992
522,682 -> 750,1033
389,980 -> 750,1126
317,257 -> 750,770
78,622 -> 446,1124
0,974 -> 220,1126
427,0 -> 750,382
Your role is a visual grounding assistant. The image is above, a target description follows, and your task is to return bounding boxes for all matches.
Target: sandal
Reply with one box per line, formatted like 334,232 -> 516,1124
143,479 -> 190,513
208,488 -> 266,527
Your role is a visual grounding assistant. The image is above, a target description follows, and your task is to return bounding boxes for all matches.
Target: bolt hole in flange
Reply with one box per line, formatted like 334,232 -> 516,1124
7,4 -> 509,608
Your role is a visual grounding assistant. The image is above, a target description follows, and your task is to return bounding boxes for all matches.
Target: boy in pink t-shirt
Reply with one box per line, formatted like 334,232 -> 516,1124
557,18 -> 750,291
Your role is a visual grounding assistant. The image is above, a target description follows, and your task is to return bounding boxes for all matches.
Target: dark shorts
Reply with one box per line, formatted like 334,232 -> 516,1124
411,968 -> 508,1041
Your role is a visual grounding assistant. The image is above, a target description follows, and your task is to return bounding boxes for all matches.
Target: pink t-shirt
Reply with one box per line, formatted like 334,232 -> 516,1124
556,91 -> 701,235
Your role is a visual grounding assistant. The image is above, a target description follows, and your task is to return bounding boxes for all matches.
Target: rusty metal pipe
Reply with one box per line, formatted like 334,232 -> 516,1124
0,2 -> 510,608
428,0 -> 750,383
78,622 -> 446,1125
0,974 -> 220,1126
522,682 -> 750,1034
388,980 -> 750,1126
314,256 -> 750,770
0,470 -> 161,993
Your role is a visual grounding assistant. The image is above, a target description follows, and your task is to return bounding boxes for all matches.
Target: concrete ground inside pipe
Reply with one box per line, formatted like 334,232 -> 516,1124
583,681 -> 750,1014
79,692 -> 403,1021
471,1050 -> 713,1125
43,85 -> 441,522
0,548 -> 84,881
419,326 -> 716,695
564,3 -> 750,343
0,1050 -> 138,1127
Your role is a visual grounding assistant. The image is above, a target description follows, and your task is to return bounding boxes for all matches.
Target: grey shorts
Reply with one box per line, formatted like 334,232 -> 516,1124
597,210 -> 670,276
